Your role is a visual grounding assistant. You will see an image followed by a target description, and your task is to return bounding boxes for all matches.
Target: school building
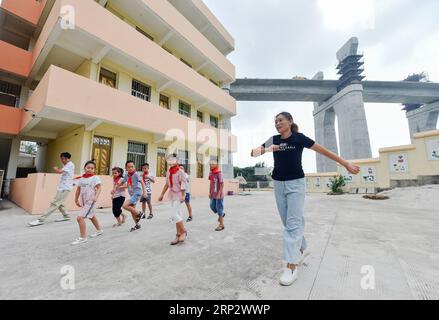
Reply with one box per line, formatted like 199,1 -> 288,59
0,0 -> 239,214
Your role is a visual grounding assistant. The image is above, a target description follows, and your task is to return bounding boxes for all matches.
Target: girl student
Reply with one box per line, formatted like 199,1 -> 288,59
72,160 -> 104,245
158,154 -> 188,245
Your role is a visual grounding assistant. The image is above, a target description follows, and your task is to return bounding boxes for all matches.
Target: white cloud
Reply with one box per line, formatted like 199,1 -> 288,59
317,0 -> 376,31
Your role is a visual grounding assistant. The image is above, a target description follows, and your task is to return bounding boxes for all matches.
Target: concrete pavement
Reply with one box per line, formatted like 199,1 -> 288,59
0,186 -> 438,300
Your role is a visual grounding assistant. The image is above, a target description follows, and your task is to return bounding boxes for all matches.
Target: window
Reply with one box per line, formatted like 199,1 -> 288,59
197,111 -> 204,123
127,141 -> 147,171
132,79 -> 151,102
159,94 -> 170,109
196,153 -> 204,178
99,68 -> 117,88
179,101 -> 191,118
136,27 -> 154,41
178,150 -> 190,174
0,80 -> 21,107
210,115 -> 219,128
180,58 -> 192,69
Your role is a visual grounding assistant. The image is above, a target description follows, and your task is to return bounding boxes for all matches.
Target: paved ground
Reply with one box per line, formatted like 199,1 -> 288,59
1,186 -> 439,300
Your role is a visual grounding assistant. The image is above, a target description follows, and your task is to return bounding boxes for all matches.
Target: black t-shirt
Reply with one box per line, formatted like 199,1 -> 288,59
262,133 -> 315,181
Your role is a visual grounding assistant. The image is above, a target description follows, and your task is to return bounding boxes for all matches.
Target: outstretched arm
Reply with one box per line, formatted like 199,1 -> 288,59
310,143 -> 360,174
251,145 -> 280,157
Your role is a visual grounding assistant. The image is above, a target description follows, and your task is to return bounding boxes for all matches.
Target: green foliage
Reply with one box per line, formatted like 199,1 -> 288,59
328,175 -> 346,195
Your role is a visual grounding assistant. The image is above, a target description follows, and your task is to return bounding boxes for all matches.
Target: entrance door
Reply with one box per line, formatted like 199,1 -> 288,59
92,136 -> 112,175
156,147 -> 167,177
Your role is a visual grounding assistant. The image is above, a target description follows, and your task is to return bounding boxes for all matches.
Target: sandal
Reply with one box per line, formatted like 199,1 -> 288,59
130,224 -> 141,232
186,216 -> 193,222
215,225 -> 225,232
179,230 -> 188,243
112,223 -> 122,228
147,213 -> 154,220
135,212 -> 142,223
170,234 -> 181,245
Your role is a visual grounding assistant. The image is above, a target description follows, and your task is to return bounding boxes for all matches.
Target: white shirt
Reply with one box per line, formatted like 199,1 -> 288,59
77,175 -> 102,190
58,162 -> 75,191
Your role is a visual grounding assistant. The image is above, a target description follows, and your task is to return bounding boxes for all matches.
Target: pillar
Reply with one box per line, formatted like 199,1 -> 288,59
6,138 -> 20,179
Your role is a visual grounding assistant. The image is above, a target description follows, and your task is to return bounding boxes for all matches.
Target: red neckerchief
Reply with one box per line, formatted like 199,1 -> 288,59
142,171 -> 149,182
209,166 -> 221,181
127,171 -> 136,186
74,173 -> 95,180
113,175 -> 122,184
169,165 -> 180,189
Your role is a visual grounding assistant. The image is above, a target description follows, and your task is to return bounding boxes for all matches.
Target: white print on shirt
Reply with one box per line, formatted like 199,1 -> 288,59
279,143 -> 296,151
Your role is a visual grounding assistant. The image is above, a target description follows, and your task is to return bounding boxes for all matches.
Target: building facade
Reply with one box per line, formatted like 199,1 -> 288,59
0,0 -> 238,213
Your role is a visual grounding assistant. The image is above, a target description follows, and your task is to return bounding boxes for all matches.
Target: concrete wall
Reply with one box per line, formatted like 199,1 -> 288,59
307,129 -> 439,193
9,173 -> 239,215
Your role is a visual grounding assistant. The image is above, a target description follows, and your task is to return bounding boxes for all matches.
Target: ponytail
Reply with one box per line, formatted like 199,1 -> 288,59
276,112 -> 299,133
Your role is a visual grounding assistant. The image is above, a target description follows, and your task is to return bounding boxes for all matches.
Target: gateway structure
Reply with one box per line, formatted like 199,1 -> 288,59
0,0 -> 238,213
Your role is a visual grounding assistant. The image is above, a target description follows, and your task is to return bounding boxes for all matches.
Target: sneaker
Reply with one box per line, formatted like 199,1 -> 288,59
298,250 -> 311,265
71,237 -> 88,245
28,219 -> 44,227
90,230 -> 104,238
55,216 -> 71,222
279,268 -> 298,286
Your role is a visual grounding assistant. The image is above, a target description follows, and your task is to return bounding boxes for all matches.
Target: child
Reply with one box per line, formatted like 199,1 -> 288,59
28,152 -> 75,227
111,167 -> 126,227
140,163 -> 155,220
179,165 -> 193,222
72,161 -> 103,245
117,160 -> 146,232
209,159 -> 225,231
158,154 -> 188,245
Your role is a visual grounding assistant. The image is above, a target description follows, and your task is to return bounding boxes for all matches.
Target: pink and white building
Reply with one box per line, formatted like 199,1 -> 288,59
0,0 -> 238,214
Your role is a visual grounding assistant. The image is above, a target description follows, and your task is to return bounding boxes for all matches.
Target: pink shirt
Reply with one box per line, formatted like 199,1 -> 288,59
209,171 -> 224,199
112,177 -> 126,199
166,169 -> 187,201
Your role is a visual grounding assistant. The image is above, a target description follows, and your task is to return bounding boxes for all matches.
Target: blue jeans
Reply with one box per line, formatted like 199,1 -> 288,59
274,178 -> 307,264
210,198 -> 224,217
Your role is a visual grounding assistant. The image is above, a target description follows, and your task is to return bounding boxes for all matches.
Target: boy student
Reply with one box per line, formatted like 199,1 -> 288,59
140,163 -> 155,220
179,165 -> 193,222
28,152 -> 75,227
115,160 -> 147,232
209,159 -> 225,231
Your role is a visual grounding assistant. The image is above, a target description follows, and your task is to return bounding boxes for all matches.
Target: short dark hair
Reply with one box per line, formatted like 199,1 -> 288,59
141,163 -> 149,168
125,160 -> 135,166
112,167 -> 124,176
84,160 -> 96,168
60,152 -> 71,159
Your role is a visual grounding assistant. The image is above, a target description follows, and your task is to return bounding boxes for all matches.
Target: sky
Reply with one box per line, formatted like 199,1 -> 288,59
204,0 -> 439,172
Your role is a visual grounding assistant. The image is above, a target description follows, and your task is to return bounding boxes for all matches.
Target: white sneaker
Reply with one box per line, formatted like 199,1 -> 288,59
298,250 -> 311,265
279,268 -> 298,286
72,237 -> 88,245
90,230 -> 104,238
28,219 -> 44,227
55,216 -> 71,222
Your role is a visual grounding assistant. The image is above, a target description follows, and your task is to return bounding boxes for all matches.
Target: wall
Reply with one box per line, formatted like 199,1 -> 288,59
306,130 -> 439,193
9,173 -> 239,215
45,126 -> 87,174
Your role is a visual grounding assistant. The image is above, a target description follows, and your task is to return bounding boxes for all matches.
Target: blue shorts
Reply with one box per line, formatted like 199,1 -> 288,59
185,193 -> 191,203
210,198 -> 224,217
128,193 -> 142,206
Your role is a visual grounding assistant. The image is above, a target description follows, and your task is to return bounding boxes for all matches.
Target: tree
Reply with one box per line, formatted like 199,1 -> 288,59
402,72 -> 430,112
